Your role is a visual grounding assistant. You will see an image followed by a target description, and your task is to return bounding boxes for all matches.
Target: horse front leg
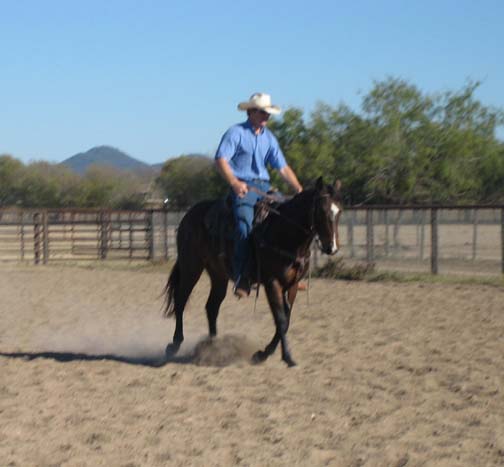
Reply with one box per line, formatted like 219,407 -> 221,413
253,280 -> 297,367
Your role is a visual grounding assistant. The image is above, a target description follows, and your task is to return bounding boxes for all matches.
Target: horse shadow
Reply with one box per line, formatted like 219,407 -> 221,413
0,334 -> 254,368
0,349 -> 192,368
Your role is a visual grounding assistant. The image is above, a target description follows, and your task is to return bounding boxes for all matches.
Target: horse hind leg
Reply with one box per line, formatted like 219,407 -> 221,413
205,265 -> 228,338
165,261 -> 204,356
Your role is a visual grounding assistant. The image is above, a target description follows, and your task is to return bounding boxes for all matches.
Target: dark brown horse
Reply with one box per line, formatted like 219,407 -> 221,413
163,176 -> 343,366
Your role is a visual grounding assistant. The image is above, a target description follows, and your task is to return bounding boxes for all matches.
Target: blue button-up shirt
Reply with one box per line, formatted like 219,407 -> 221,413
215,120 -> 287,181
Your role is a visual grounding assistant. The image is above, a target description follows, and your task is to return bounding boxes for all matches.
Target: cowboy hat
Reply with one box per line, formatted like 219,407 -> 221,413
237,93 -> 281,115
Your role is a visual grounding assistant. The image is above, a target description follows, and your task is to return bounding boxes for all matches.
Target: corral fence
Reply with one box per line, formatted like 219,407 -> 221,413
1,205 -> 503,276
0,208 -> 184,264
337,205 -> 504,276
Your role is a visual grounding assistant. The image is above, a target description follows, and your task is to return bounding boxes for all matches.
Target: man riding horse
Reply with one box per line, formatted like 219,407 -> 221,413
214,93 -> 303,299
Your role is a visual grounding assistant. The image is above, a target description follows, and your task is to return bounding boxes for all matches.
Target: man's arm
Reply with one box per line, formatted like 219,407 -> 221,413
215,158 -> 248,198
279,165 -> 303,193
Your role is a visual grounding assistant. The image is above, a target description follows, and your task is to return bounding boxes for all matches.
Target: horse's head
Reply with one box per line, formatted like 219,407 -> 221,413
312,176 -> 343,255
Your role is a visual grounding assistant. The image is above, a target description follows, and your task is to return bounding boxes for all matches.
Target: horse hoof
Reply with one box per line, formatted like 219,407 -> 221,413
283,357 -> 297,367
165,343 -> 181,357
252,350 -> 268,364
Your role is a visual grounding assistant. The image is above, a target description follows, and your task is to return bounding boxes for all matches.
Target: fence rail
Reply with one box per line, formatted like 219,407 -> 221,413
0,208 -> 184,264
1,206 -> 503,276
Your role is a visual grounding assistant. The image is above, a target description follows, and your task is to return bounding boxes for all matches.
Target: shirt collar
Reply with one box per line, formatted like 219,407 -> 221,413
244,119 -> 265,135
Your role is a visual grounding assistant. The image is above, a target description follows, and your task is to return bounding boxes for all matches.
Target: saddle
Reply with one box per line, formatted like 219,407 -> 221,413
203,197 -> 234,247
203,195 -> 280,256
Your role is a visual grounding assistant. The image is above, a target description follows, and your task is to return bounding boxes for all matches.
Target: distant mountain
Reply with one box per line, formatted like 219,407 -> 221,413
61,146 -> 153,175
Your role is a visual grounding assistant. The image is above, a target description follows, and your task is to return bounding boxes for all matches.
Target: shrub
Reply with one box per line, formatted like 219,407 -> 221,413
314,257 -> 375,281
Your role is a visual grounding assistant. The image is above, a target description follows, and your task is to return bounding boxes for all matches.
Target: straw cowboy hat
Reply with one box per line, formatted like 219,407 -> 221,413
237,93 -> 281,115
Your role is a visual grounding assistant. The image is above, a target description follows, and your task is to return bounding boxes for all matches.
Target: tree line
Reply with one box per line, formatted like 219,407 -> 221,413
158,78 -> 504,207
0,158 -> 149,209
2,78 -> 503,209
268,78 -> 504,204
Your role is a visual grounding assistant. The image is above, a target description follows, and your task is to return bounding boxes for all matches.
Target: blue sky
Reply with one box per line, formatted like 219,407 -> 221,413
1,0 -> 503,165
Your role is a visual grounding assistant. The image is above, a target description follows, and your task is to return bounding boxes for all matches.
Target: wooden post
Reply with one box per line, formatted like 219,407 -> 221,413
415,210 -> 420,247
119,213 -> 123,250
129,212 -> 133,260
71,212 -> 75,254
431,208 -> 439,274
393,210 -> 402,252
42,210 -> 49,264
19,211 -> 25,261
420,209 -> 425,261
472,208 -> 478,261
347,210 -> 354,258
146,210 -> 154,261
163,209 -> 169,260
366,209 -> 374,263
384,210 -> 389,257
33,212 -> 41,265
501,208 -> 504,274
99,211 -> 108,260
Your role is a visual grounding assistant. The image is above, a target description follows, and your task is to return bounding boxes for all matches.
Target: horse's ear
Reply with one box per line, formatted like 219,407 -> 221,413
315,176 -> 324,191
333,179 -> 342,191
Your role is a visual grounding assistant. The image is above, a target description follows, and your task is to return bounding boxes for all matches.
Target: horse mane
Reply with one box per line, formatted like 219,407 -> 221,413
277,188 -> 316,216
252,188 -> 317,242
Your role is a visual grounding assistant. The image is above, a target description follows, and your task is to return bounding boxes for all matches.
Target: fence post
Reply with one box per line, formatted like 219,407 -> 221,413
472,208 -> 478,261
163,209 -> 169,260
19,211 -> 25,261
33,212 -> 41,265
420,209 -> 426,261
42,210 -> 49,264
347,210 -> 354,258
128,212 -> 133,259
501,208 -> 504,274
393,210 -> 402,252
71,212 -> 75,254
431,208 -> 439,274
366,209 -> 374,263
146,210 -> 154,261
99,211 -> 109,260
384,210 -> 389,257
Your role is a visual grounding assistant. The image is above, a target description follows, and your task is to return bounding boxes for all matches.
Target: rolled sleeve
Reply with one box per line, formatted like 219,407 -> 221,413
215,128 -> 238,161
265,134 -> 287,170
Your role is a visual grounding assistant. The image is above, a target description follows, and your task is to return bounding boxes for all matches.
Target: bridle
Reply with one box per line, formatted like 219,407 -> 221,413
248,185 -> 337,252
247,186 -> 340,304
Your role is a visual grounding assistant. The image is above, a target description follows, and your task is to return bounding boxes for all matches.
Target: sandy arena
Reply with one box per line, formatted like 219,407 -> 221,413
1,264 -> 503,466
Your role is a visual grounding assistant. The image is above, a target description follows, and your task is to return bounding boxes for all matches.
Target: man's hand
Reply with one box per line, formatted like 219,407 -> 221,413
279,166 -> 303,194
231,180 -> 248,198
215,158 -> 249,198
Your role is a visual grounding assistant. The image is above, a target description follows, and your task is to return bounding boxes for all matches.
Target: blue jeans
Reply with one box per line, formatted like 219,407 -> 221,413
231,179 -> 270,283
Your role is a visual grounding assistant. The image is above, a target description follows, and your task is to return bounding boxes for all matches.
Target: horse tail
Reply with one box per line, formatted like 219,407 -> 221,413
163,260 -> 181,318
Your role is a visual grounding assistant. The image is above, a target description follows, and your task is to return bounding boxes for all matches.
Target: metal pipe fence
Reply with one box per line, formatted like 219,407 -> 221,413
1,205 -> 503,276
337,205 -> 504,276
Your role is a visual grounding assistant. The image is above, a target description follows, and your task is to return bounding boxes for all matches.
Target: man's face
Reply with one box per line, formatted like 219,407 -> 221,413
249,108 -> 270,129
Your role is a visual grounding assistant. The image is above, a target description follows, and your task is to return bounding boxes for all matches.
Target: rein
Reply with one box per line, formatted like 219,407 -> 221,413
247,185 -> 322,236
247,187 -> 335,310
250,188 -> 330,288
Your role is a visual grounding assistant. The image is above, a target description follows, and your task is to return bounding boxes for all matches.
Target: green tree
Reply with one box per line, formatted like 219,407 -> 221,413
156,155 -> 227,208
77,165 -> 145,208
17,162 -> 81,207
0,155 -> 25,206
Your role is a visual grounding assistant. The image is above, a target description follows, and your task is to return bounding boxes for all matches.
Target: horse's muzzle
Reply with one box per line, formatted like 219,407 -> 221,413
323,245 -> 339,255
316,236 -> 339,256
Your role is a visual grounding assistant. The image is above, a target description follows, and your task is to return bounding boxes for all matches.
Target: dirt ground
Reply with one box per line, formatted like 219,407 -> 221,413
1,264 -> 503,467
